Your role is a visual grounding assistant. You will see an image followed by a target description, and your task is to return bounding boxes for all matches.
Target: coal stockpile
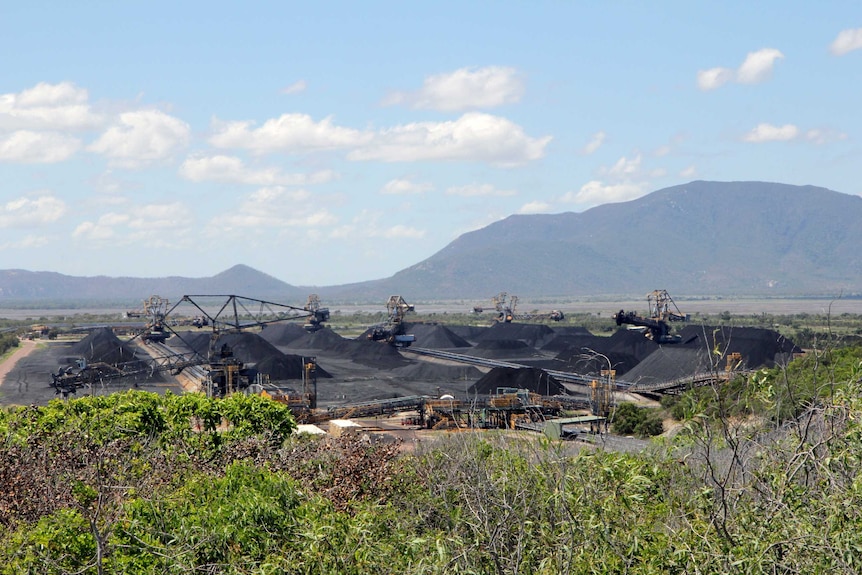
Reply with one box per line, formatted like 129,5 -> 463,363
258,323 -> 310,346
447,325 -> 488,341
71,327 -> 139,364
473,322 -> 556,348
391,361 -> 483,381
176,331 -> 315,380
554,350 -> 640,376
541,332 -> 606,353
678,325 -> 802,369
468,339 -> 544,359
64,328 -> 171,385
468,367 -> 566,396
343,339 -> 411,369
622,347 -> 712,386
284,328 -> 347,352
548,326 -> 593,337
606,329 -> 661,363
255,355 -> 332,381
401,322 -> 472,349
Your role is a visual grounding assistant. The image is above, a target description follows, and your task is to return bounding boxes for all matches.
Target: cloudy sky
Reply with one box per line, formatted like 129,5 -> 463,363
2,2 -> 860,286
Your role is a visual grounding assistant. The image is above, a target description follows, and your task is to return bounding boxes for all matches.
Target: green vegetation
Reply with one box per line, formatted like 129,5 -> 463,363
3,352 -> 862,574
610,402 -> 665,437
2,309 -> 862,572
0,333 -> 19,357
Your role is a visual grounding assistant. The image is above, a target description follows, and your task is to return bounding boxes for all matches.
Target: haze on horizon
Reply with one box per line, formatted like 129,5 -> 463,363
1,2 -> 860,286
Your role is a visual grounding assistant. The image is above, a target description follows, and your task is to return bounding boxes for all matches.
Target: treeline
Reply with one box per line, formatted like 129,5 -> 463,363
0,333 -> 18,356
2,342 -> 862,574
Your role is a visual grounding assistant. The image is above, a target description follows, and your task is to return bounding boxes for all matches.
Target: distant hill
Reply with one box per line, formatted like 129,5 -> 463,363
314,181 -> 862,300
3,181 -> 861,304
0,264 -> 305,305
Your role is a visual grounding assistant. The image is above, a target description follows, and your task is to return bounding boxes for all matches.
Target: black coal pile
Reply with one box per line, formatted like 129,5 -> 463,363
622,347 -> 712,386
605,329 -> 661,363
554,350 -> 640,377
447,325 -> 488,341
402,322 -> 472,349
468,339 -> 543,359
468,367 -> 566,396
71,327 -> 139,364
342,339 -> 411,369
473,322 -> 556,348
549,326 -> 593,337
255,355 -> 332,381
541,332 -> 606,353
258,323 -> 310,346
64,327 -> 170,385
284,328 -> 347,352
391,361 -> 483,381
678,325 -> 802,368
175,331 -> 322,380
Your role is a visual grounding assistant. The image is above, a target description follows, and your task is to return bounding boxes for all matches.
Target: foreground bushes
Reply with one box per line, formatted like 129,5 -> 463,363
3,385 -> 862,573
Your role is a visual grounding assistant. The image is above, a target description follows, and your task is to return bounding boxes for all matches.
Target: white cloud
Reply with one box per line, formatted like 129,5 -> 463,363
697,67 -> 734,91
743,123 -> 799,143
0,130 -> 81,163
0,194 -> 67,228
518,201 -> 551,214
350,112 -> 551,166
281,80 -> 307,94
88,110 -> 190,167
830,28 -> 862,56
0,234 -> 52,250
381,178 -> 433,195
209,113 -> 371,153
557,151 -> 655,208
602,153 -> 642,178
74,203 -> 193,243
805,128 -> 848,145
697,48 -> 783,90
653,145 -> 672,157
0,81 -> 103,131
581,131 -> 606,155
329,210 -> 425,240
680,165 -> 697,178
562,181 -> 648,206
742,123 -> 848,145
73,214 -> 126,240
445,183 -> 517,197
383,66 -> 524,111
205,186 -> 337,235
179,154 -> 336,185
737,48 -> 784,84
378,224 -> 425,239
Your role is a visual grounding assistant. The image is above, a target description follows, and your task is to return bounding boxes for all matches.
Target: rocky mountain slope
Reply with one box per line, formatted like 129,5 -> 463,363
320,180 -> 862,299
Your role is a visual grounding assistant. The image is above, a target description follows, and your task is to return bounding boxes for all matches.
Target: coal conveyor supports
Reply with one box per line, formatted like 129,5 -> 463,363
402,347 -> 638,391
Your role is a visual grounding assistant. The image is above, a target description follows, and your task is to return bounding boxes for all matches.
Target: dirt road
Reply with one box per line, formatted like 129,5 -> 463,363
0,339 -> 38,384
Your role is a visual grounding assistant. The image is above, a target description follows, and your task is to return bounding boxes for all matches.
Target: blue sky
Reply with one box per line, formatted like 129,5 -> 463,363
1,1 -> 860,286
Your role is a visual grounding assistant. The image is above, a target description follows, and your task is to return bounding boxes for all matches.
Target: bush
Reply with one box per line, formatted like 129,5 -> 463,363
611,403 -> 664,437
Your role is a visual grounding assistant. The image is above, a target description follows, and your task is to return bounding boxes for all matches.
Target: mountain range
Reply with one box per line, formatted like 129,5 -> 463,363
2,181 -> 861,304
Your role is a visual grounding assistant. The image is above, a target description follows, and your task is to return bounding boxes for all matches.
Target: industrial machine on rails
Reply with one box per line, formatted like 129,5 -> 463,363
50,293 -> 331,401
367,295 -> 417,348
473,292 -> 564,323
613,289 -> 689,344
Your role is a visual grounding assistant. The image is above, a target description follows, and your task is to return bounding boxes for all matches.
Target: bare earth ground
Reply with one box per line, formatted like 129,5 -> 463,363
0,339 -> 38,382
0,338 -> 184,406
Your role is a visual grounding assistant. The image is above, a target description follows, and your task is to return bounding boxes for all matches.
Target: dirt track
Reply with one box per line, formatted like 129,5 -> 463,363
0,339 -> 38,382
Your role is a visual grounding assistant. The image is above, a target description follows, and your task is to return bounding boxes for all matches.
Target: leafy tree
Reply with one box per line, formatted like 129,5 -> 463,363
611,403 -> 664,437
